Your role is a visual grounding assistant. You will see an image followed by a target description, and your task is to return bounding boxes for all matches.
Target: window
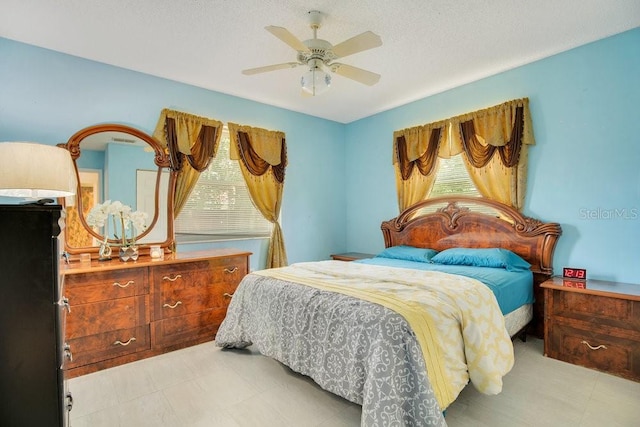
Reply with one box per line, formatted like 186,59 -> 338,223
430,154 -> 480,198
427,154 -> 499,216
175,129 -> 272,240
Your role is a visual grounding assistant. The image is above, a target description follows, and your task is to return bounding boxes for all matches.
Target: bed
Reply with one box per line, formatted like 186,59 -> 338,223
215,197 -> 562,426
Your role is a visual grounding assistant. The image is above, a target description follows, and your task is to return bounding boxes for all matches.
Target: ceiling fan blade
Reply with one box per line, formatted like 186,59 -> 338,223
331,31 -> 382,59
242,62 -> 300,75
330,63 -> 381,86
265,26 -> 310,52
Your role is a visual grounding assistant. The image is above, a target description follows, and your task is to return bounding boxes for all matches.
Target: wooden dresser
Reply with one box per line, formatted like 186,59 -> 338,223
61,248 -> 251,377
541,276 -> 640,381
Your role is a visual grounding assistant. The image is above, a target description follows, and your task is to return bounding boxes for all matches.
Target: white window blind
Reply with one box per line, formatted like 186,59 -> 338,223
427,154 -> 499,216
175,130 -> 272,239
430,154 -> 480,197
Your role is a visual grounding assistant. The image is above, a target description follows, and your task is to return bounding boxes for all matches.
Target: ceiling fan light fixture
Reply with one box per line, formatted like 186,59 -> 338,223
244,10 -> 382,94
301,65 -> 331,96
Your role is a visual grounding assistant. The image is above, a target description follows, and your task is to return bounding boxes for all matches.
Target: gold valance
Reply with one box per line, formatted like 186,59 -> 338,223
153,108 -> 223,155
228,123 -> 285,166
392,119 -> 448,164
448,97 -> 535,154
393,98 -> 534,167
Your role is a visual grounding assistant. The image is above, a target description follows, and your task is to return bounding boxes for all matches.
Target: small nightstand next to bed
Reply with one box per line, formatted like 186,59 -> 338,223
330,252 -> 375,261
541,276 -> 640,382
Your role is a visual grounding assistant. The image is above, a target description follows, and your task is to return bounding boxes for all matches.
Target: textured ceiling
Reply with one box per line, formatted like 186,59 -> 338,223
2,0 -> 639,123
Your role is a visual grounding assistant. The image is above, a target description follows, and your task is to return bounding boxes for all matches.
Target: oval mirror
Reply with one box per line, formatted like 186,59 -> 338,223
61,124 -> 176,256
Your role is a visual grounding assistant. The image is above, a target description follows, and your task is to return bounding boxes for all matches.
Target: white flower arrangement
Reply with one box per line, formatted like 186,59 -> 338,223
86,200 -> 148,247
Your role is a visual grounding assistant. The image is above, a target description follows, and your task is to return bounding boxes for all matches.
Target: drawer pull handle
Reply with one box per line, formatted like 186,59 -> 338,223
64,343 -> 73,362
224,267 -> 238,274
65,392 -> 73,411
60,296 -> 71,313
163,301 -> 182,309
113,337 -> 137,346
113,280 -> 134,288
223,292 -> 234,298
581,340 -> 607,351
163,274 -> 182,282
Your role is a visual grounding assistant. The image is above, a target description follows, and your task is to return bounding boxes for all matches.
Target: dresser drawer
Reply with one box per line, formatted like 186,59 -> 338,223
152,256 -> 247,286
153,307 -> 229,348
65,325 -> 151,369
66,295 -> 149,339
152,258 -> 245,320
547,322 -> 640,381
64,268 -> 148,304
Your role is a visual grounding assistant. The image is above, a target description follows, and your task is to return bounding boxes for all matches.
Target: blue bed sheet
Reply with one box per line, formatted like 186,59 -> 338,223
354,257 -> 533,315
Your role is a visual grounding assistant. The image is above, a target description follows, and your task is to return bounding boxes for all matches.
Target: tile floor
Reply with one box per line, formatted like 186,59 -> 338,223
69,337 -> 640,426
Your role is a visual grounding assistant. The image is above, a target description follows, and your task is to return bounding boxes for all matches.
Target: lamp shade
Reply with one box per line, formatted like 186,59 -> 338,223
301,60 -> 331,96
0,142 -> 77,199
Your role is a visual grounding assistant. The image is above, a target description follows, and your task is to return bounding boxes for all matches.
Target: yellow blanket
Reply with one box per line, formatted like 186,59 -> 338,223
254,260 -> 514,409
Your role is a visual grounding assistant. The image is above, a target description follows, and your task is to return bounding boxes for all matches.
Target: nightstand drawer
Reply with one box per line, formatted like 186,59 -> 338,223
547,323 -> 640,381
549,291 -> 640,331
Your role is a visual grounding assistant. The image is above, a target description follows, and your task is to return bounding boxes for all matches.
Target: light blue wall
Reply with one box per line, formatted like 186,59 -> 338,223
1,27 -> 639,283
345,28 -> 640,283
0,37 -> 346,272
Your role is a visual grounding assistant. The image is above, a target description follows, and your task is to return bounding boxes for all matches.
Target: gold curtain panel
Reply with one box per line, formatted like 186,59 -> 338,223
228,122 -> 288,268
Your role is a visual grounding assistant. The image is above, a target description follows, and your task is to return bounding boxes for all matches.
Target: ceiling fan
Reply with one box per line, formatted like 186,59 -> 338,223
242,10 -> 383,96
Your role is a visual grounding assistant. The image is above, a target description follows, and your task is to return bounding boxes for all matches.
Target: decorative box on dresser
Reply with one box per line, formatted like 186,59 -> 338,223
0,204 -> 72,426
541,276 -> 640,381
61,248 -> 250,377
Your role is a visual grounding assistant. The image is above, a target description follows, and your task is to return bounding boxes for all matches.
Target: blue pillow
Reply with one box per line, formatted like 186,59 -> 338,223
375,245 -> 438,263
431,248 -> 531,272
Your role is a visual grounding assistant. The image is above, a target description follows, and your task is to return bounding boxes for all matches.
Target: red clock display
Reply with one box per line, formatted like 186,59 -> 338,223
563,267 -> 587,280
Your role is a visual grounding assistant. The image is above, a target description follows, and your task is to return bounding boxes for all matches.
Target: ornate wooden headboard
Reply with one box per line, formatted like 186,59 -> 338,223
381,197 -> 562,338
381,196 -> 562,276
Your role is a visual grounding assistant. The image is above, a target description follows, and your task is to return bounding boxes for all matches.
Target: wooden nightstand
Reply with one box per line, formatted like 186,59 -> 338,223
541,276 -> 640,382
330,252 -> 375,262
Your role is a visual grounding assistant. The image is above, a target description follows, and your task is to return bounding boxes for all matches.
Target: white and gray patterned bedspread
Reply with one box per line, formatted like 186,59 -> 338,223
215,273 -> 447,427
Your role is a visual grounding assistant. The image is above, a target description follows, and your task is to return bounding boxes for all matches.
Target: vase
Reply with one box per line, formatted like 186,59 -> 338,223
119,245 -> 139,262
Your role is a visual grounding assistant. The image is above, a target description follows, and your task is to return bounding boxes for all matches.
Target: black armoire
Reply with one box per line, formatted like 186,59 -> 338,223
0,204 -> 72,426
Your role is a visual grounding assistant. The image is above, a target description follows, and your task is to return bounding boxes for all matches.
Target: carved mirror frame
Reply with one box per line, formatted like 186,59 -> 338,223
61,123 -> 176,256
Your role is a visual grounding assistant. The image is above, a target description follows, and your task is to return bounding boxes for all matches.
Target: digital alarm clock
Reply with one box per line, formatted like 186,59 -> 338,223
563,267 -> 587,280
